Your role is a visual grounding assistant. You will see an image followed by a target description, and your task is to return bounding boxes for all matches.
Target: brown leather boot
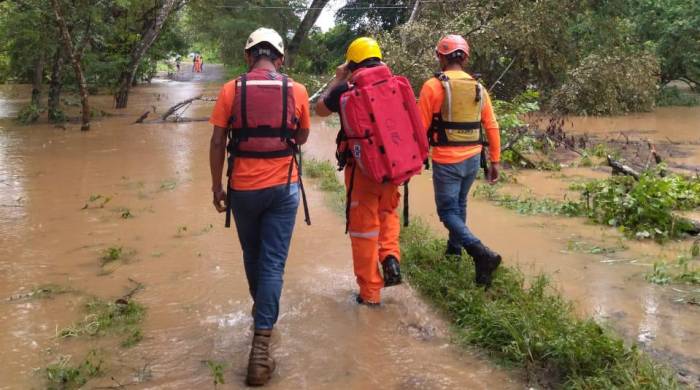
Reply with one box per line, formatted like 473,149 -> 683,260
246,329 -> 275,386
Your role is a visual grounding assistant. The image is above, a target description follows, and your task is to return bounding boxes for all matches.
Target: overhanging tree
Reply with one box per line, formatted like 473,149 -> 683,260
114,0 -> 187,109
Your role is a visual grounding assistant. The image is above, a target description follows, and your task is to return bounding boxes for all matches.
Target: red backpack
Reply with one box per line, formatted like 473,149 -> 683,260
339,65 -> 428,186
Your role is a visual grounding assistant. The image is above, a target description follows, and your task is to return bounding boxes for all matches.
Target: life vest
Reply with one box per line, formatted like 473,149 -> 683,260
224,69 -> 310,228
429,72 -> 484,147
338,65 -> 428,186
228,69 -> 297,158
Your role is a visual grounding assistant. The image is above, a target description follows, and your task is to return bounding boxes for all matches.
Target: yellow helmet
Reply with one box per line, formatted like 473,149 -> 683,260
345,37 -> 382,64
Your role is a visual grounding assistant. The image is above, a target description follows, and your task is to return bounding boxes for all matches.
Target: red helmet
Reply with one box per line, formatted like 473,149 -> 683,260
436,35 -> 469,58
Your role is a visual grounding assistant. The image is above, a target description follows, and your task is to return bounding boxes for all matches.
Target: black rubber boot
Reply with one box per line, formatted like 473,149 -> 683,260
381,255 -> 402,287
355,294 -> 380,307
445,242 -> 462,257
464,242 -> 502,288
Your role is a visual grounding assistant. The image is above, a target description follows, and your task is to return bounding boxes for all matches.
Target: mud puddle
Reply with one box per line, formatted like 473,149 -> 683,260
305,111 -> 700,383
0,68 -> 519,389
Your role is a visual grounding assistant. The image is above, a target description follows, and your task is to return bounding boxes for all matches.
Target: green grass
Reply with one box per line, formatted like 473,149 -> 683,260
58,297 -> 146,348
656,86 -> 700,107
45,350 -> 103,390
304,158 -> 346,212
205,360 -> 226,386
305,159 -> 680,388
401,220 -> 679,388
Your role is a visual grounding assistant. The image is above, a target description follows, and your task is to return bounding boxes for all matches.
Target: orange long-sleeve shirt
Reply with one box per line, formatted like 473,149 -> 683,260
417,70 -> 500,164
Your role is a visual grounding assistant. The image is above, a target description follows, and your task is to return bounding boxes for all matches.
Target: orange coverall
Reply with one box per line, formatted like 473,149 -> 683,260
345,163 -> 401,303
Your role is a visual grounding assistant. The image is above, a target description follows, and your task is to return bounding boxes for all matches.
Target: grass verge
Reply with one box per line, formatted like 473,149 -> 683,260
45,350 -> 103,390
305,158 -> 680,388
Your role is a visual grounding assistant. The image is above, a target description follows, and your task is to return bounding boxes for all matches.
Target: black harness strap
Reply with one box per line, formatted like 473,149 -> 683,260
403,180 -> 410,227
345,162 -> 357,234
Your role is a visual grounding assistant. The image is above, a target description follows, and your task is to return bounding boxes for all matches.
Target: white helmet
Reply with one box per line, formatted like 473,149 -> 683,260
245,27 -> 284,56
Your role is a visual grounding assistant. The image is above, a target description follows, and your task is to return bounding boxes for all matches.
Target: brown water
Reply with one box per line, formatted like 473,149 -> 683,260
305,108 -> 700,384
0,70 -> 519,389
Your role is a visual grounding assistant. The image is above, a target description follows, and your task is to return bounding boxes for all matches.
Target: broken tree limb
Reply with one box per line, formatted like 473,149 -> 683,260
607,155 -> 640,180
161,94 -> 202,120
134,110 -> 150,124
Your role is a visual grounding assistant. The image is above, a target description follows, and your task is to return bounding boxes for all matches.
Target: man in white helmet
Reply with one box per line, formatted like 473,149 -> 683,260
209,27 -> 311,386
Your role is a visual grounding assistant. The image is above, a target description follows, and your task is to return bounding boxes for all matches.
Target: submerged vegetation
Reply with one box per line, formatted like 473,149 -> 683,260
45,351 -> 103,390
306,159 -> 680,387
58,297 -> 146,347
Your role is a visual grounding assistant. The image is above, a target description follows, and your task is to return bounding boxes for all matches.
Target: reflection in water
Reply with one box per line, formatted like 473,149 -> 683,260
638,287 -> 659,345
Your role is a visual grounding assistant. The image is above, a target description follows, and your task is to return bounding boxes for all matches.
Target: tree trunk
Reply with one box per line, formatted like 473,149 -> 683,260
286,0 -> 329,68
31,53 -> 45,106
48,47 -> 64,122
114,0 -> 184,109
50,0 -> 90,130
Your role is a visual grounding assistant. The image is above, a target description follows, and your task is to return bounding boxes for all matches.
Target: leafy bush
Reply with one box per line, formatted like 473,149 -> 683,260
656,86 -> 699,107
16,104 -> 42,124
551,50 -> 660,115
579,173 -> 700,240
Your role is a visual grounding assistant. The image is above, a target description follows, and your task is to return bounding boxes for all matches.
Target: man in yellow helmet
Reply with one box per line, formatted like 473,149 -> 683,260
316,37 -> 407,306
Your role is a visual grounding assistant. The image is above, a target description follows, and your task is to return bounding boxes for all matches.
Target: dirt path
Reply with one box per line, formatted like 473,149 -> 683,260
0,72 -> 521,388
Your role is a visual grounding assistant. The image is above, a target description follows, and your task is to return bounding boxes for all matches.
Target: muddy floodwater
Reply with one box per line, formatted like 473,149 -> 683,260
1,67 -> 699,388
0,68 -> 519,389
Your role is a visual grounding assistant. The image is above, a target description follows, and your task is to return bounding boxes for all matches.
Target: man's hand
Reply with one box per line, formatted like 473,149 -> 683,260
487,162 -> 500,184
335,62 -> 351,81
213,189 -> 227,213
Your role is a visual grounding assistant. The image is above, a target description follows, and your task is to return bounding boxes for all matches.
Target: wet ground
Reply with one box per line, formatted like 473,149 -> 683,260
0,66 -> 519,389
1,65 -> 699,388
305,105 -> 700,384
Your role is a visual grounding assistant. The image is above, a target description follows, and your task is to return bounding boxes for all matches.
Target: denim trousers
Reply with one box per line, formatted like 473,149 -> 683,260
230,183 -> 299,329
432,154 -> 482,248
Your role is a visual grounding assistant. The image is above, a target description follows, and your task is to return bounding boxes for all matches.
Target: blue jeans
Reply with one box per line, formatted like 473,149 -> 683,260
230,183 -> 299,330
432,155 -> 482,248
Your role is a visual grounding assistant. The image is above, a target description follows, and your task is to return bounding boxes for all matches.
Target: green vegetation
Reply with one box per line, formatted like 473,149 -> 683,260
306,158 -> 679,388
400,220 -> 678,388
100,246 -> 125,266
656,86 -> 700,107
82,194 -> 112,209
159,178 -> 178,191
473,184 -> 582,217
46,351 -> 103,390
474,172 -> 700,242
304,158 -> 346,212
566,239 -> 628,255
646,251 -> 700,286
205,360 -> 226,386
578,173 -> 700,241
58,297 -> 146,348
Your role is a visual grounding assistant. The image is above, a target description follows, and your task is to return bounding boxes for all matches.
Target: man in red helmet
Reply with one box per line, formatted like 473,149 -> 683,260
417,34 -> 502,287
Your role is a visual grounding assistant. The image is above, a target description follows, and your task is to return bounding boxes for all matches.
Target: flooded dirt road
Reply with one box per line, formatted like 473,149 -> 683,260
305,108 -> 700,384
0,68 -> 519,389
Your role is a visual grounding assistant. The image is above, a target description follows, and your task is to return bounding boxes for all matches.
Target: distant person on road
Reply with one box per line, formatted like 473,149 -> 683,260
192,54 -> 197,72
200,55 -> 204,72
175,56 -> 181,72
209,27 -> 310,386
417,35 -> 502,287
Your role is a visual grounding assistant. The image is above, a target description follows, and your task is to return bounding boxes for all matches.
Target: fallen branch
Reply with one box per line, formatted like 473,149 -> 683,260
161,94 -> 202,120
607,155 -> 640,180
134,110 -> 150,124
